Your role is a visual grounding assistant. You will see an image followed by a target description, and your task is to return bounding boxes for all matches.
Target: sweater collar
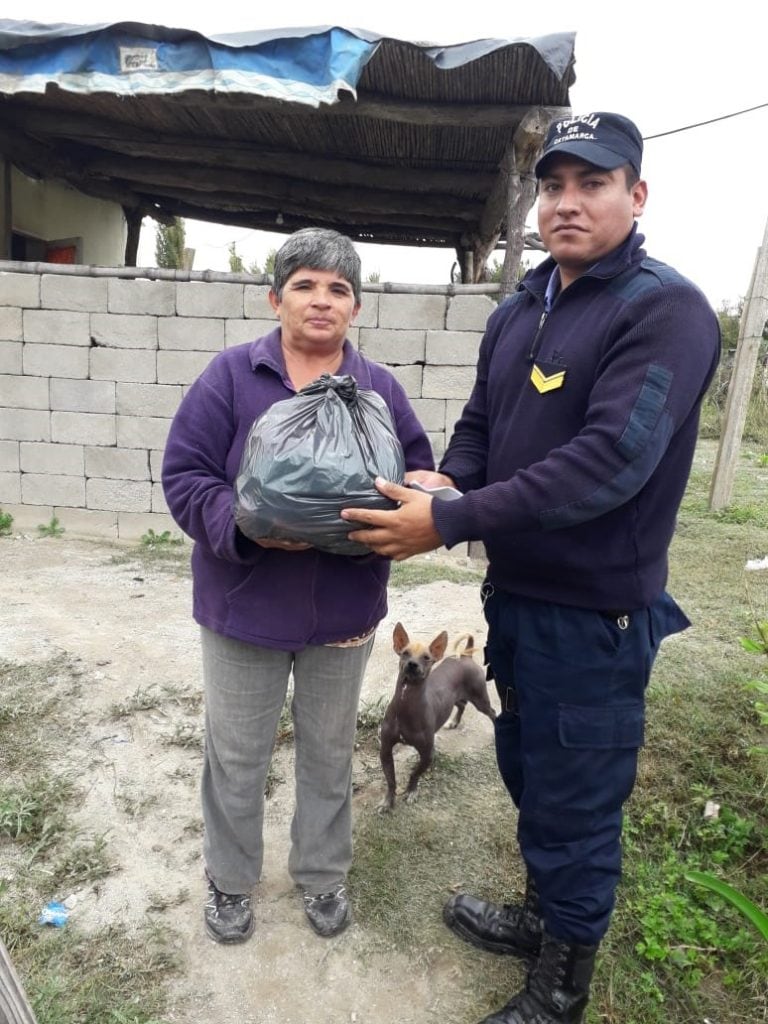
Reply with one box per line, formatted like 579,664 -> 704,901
247,328 -> 373,388
523,222 -> 647,297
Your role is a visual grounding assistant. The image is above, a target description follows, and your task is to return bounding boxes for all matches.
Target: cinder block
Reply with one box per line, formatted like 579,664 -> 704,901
225,320 -> 275,347
358,329 -> 426,365
158,317 -> 225,351
345,327 -> 359,350
0,342 -> 22,374
23,309 -> 90,346
426,432 -> 446,461
225,320 -> 262,347
90,348 -> 156,384
387,364 -> 423,399
379,293 -> 446,330
117,510 -> 182,541
22,473 -> 86,507
0,440 -> 19,472
0,374 -> 48,410
51,506 -> 118,539
446,399 -> 468,434
0,407 -> 50,441
90,313 -> 158,350
0,307 -> 22,341
117,415 -> 171,450
87,478 -> 152,512
21,442 -> 84,475
409,398 -> 447,432
51,411 -> 116,446
425,331 -> 482,366
150,449 -> 164,481
355,293 -> 379,328
446,294 -> 497,331
50,378 -> 116,413
0,272 -> 40,309
85,447 -> 150,480
422,365 -> 477,399
151,481 -> 170,514
176,281 -> 244,319
157,350 -> 215,385
24,344 -> 89,379
116,383 -> 183,418
0,471 -> 20,503
244,286 -> 277,320
41,275 -> 108,312
108,278 -> 176,316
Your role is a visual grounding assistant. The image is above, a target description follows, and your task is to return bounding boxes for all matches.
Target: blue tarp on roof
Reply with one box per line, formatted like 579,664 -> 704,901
0,20 -> 575,107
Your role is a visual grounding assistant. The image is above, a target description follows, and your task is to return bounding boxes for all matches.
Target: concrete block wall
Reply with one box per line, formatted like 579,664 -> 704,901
0,266 -> 498,541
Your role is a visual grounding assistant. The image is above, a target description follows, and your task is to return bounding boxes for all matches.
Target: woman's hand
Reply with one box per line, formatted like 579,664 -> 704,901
404,469 -> 456,489
255,538 -> 312,551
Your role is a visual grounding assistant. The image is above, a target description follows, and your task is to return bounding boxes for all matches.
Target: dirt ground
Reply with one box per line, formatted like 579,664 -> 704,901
1,534 -> 499,1024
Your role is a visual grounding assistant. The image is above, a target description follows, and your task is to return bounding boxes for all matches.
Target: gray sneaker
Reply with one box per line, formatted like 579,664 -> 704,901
302,884 -> 351,937
204,874 -> 254,944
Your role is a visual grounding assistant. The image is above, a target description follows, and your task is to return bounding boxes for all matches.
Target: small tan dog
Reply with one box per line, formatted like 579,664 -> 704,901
379,622 -> 496,811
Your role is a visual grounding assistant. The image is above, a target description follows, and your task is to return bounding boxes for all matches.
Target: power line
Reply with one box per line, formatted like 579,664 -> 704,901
644,101 -> 768,140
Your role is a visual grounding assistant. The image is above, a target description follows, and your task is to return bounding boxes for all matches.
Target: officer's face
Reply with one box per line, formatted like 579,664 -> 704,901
537,155 -> 647,289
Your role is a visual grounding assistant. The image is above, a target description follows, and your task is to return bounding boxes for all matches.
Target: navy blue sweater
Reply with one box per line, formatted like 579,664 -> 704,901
433,226 -> 720,610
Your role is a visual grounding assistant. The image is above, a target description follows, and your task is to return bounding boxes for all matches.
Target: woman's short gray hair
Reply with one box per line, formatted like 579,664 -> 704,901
272,228 -> 362,304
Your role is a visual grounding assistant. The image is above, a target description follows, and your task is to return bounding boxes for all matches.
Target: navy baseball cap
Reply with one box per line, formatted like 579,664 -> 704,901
535,112 -> 643,178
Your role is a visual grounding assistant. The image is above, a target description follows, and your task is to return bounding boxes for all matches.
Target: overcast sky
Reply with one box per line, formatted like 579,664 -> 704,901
15,1 -> 768,307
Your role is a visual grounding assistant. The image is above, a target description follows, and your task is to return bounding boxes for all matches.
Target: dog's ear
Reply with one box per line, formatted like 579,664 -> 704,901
393,622 -> 409,653
429,630 -> 449,662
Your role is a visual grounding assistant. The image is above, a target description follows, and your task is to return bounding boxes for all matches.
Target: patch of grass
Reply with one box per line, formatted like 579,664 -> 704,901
0,507 -> 13,535
37,515 -> 65,538
140,528 -> 185,548
0,654 -> 180,1023
356,695 -> 387,737
389,556 -> 485,588
351,440 -> 768,1022
162,721 -> 204,751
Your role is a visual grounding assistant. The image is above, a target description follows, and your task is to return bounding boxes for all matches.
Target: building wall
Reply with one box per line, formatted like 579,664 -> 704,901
10,169 -> 126,266
0,267 -> 499,541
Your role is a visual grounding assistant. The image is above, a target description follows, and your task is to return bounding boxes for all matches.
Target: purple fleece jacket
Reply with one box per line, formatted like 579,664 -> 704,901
162,330 -> 434,650
432,226 -> 721,610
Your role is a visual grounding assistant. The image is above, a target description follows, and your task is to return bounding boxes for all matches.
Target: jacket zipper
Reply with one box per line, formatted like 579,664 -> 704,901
527,309 -> 548,364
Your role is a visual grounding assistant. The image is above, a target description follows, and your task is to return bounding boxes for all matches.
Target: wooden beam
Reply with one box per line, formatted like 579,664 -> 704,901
709,215 -> 768,509
143,196 -> 461,246
92,154 -> 481,220
1,106 -> 494,195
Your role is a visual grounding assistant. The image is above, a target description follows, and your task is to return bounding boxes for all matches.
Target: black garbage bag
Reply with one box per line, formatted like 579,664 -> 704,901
234,373 -> 405,556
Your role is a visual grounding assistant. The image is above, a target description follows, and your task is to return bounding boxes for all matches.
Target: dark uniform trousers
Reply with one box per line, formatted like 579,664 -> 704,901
483,586 -> 689,946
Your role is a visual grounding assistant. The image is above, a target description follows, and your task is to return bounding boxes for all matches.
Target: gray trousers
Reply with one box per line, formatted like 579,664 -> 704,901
200,626 -> 373,896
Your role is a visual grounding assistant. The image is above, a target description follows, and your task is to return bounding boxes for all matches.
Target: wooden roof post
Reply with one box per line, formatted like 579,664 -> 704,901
1,159 -> 11,260
709,213 -> 768,509
1,936 -> 39,1023
498,108 -> 555,299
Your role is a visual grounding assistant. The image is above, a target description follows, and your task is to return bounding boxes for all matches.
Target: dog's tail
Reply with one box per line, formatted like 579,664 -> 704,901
452,633 -> 479,659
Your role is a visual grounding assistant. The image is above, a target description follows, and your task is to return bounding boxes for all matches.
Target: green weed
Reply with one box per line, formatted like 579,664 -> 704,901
0,507 -> 13,535
37,515 -> 65,537
140,528 -> 184,548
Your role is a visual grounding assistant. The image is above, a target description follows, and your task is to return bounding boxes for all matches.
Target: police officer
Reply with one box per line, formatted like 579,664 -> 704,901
342,112 -> 721,1023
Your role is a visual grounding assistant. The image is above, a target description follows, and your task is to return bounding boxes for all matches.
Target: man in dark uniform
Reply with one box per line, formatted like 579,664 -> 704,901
342,112 -> 720,1023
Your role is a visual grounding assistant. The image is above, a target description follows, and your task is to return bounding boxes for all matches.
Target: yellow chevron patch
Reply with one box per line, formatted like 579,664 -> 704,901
530,364 -> 566,394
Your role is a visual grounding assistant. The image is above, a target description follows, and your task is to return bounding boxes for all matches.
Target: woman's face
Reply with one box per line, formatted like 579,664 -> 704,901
269,267 -> 360,350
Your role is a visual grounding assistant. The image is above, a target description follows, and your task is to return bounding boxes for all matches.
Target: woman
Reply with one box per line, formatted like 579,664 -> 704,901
162,228 -> 434,944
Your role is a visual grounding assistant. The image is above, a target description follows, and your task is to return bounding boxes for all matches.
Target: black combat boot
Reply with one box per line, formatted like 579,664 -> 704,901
443,875 -> 542,961
478,929 -> 599,1024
